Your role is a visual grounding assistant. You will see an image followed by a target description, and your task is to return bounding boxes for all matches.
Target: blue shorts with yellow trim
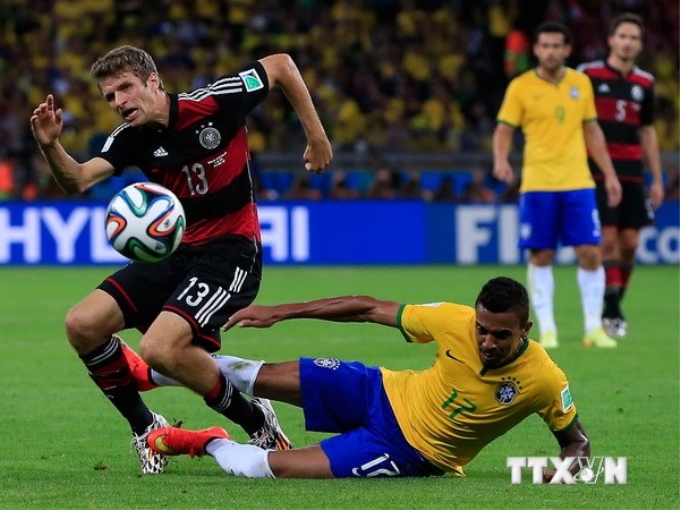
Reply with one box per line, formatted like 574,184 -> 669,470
519,189 -> 601,249
300,357 -> 444,478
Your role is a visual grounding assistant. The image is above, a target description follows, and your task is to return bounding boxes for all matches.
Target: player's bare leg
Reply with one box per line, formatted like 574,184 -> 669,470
139,311 -> 220,394
140,312 -> 291,449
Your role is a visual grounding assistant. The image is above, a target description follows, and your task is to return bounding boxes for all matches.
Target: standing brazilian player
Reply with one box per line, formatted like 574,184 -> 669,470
493,22 -> 622,350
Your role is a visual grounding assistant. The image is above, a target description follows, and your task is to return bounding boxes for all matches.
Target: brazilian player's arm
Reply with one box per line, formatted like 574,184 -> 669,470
583,120 -> 622,207
542,419 -> 591,483
223,296 -> 401,331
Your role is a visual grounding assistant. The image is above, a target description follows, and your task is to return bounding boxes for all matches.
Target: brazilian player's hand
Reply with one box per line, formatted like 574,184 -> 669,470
223,305 -> 280,332
493,160 -> 516,184
543,469 -> 559,484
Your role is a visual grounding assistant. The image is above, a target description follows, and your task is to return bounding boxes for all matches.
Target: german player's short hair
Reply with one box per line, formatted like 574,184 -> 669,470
609,12 -> 644,37
90,45 -> 165,91
533,21 -> 573,46
476,277 -> 530,325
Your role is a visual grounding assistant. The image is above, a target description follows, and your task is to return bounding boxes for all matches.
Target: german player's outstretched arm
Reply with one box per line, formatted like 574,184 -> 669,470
543,420 -> 590,482
259,54 -> 332,173
223,296 -> 401,331
31,94 -> 115,195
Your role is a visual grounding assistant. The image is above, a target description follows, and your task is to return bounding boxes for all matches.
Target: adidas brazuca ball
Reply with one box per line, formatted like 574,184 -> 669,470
106,182 -> 186,263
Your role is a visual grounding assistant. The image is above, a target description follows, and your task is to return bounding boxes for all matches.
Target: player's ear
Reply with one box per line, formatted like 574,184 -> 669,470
524,321 -> 534,336
147,73 -> 161,92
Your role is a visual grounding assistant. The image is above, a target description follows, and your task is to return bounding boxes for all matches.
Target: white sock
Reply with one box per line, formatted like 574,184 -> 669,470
206,438 -> 275,478
577,266 -> 605,334
149,355 -> 263,392
149,370 -> 182,387
527,264 -> 556,336
212,355 -> 264,395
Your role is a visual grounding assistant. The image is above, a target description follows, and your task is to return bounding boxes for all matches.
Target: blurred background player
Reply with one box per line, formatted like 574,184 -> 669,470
577,13 -> 664,339
492,22 -> 622,349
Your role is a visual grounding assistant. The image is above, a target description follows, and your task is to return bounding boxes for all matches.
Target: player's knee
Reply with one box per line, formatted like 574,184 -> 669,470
138,337 -> 167,369
64,306 -> 104,351
576,245 -> 601,269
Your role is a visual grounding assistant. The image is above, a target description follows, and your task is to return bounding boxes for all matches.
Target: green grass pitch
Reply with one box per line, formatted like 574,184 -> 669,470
0,265 -> 677,509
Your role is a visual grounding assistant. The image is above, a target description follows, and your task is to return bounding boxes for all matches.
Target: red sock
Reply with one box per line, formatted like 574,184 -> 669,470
604,260 -> 622,289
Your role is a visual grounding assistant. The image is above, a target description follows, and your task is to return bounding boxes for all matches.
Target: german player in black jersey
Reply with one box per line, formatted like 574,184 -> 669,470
30,45 -> 332,474
577,13 -> 664,339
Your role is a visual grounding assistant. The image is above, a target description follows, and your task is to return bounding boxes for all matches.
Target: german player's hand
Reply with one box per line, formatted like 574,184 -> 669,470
303,137 -> 333,174
649,180 -> 664,209
604,174 -> 622,207
30,94 -> 63,146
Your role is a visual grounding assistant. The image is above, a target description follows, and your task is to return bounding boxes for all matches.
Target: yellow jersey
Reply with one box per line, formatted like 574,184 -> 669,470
381,302 -> 578,475
496,67 -> 598,192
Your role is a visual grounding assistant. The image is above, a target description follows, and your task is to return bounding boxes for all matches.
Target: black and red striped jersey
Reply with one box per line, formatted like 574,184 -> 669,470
577,60 -> 655,182
98,61 -> 269,245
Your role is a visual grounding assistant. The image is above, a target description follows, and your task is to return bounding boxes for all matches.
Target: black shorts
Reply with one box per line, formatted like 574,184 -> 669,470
98,235 -> 262,352
595,179 -> 654,229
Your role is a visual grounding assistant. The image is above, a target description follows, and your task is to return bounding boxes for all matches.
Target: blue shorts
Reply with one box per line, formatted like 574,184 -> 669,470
519,189 -> 601,249
299,357 -> 444,478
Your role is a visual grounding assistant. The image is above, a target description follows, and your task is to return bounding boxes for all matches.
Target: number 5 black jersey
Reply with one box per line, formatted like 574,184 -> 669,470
98,61 -> 270,245
577,60 -> 655,183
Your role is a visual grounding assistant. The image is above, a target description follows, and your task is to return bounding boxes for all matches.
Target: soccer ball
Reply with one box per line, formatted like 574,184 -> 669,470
106,182 -> 186,263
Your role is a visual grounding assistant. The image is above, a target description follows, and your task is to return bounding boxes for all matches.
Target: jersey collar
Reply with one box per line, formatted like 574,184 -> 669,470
605,59 -> 635,79
534,66 -> 567,86
167,93 -> 179,130
478,336 -> 529,376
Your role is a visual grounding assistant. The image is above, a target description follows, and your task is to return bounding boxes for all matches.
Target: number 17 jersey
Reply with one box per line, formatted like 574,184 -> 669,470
381,302 -> 578,474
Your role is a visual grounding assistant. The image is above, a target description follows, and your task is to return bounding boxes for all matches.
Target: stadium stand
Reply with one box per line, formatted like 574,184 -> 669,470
0,0 -> 677,200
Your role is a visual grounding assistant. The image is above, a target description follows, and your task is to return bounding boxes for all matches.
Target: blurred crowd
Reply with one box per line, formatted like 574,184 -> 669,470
0,0 -> 678,201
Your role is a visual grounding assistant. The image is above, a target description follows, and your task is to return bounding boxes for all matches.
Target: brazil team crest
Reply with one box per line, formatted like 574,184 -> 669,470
495,376 -> 523,405
314,357 -> 341,370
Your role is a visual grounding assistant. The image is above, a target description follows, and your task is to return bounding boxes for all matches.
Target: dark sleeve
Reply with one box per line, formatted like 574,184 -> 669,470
211,60 -> 270,123
97,123 -> 138,177
640,83 -> 655,126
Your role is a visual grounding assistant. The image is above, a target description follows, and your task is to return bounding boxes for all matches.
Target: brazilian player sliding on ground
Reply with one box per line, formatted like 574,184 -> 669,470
121,277 -> 590,480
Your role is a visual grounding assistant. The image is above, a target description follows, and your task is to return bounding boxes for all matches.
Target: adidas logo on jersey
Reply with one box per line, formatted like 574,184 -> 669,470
153,146 -> 169,157
597,83 -> 610,93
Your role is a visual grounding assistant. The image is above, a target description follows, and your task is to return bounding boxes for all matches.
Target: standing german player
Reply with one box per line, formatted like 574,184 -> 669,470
30,45 -> 332,474
577,13 -> 664,339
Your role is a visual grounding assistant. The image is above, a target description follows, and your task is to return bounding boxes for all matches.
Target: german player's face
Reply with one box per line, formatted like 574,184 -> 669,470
475,305 -> 530,368
533,33 -> 571,72
99,72 -> 157,126
608,22 -> 642,62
